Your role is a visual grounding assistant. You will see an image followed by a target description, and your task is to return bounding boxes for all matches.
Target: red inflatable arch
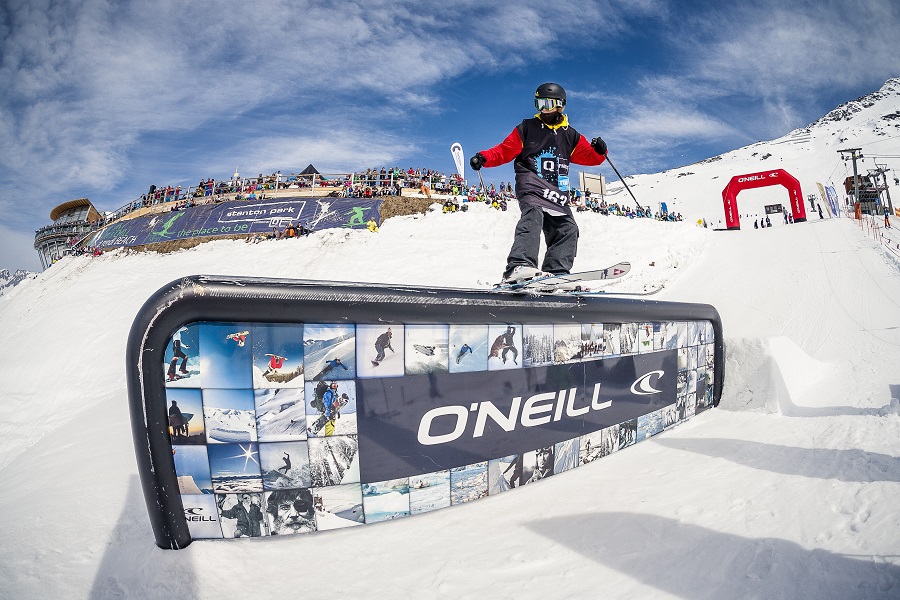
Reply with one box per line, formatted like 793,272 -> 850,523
722,168 -> 806,230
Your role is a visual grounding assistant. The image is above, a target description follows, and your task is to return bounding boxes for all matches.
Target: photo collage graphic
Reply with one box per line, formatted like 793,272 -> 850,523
165,320 -> 716,539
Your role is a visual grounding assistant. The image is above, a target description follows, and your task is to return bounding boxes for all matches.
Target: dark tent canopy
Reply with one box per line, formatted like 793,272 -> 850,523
299,164 -> 320,175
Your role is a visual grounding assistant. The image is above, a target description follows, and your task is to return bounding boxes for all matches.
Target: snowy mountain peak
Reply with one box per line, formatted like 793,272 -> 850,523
809,77 -> 900,128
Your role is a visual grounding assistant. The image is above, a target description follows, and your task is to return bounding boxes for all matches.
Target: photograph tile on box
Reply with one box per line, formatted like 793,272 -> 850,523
216,492 -> 268,538
677,347 -> 689,371
164,323 -> 200,387
620,322 -> 639,355
264,488 -> 316,535
688,346 -> 699,371
664,321 -> 678,350
688,321 -> 701,347
362,478 -> 410,523
579,429 -> 604,465
308,435 -> 359,487
637,409 -> 665,442
525,447 -> 555,484
251,323 -> 304,388
705,321 -> 715,345
637,322 -> 654,354
523,324 -> 554,367
581,323 -> 605,361
554,438 -> 579,474
448,324 -> 489,373
686,369 -> 698,397
488,324 -> 522,370
166,387 -> 205,445
254,388 -> 307,442
303,324 -> 356,381
677,369 -> 688,400
553,324 -> 582,364
488,455 -> 517,495
172,444 -> 213,494
305,380 -> 357,437
409,471 -> 451,514
603,323 -> 621,357
313,483 -> 364,530
181,494 -> 223,539
705,343 -> 715,370
618,419 -> 637,450
203,388 -> 258,444
653,322 -> 666,351
405,324 -> 449,374
676,321 -> 688,349
676,394 -> 687,421
259,440 -> 311,490
208,442 -> 263,493
685,393 -> 697,419
663,404 -> 679,429
357,324 -> 404,378
451,461 -> 488,504
199,321 -> 253,389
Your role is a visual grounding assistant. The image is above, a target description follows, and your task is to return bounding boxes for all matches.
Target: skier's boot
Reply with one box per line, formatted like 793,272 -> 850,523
499,265 -> 543,286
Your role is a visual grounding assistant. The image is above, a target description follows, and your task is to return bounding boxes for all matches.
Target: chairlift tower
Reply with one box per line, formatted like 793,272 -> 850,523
838,147 -> 863,211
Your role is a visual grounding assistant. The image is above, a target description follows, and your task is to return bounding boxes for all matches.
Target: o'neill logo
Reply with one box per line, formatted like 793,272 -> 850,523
631,370 -> 664,395
184,507 -> 216,522
418,383 -> 610,446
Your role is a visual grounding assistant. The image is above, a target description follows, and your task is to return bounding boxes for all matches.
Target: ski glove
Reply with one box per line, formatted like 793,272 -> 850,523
591,137 -> 608,156
469,153 -> 486,171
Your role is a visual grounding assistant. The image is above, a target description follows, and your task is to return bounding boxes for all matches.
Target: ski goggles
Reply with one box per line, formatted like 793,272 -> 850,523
534,97 -> 564,111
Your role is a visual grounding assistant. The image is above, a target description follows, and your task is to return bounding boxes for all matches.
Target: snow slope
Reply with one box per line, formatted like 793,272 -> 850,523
0,80 -> 899,599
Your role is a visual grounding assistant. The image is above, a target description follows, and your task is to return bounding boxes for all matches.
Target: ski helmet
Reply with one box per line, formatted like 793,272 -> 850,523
535,82 -> 566,108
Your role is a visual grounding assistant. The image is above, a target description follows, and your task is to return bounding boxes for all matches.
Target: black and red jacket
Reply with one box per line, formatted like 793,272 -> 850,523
479,115 -> 606,214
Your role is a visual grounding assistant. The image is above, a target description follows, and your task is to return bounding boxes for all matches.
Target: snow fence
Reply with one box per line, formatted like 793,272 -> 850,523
126,276 -> 724,548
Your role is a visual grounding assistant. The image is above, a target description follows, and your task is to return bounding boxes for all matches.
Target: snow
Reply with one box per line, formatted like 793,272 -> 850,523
1,79 -> 900,598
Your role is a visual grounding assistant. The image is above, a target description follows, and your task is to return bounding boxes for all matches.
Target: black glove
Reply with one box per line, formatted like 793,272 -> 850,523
469,153 -> 486,171
591,137 -> 607,156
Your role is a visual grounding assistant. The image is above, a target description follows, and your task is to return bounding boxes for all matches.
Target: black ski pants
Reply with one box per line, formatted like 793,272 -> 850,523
504,200 -> 578,277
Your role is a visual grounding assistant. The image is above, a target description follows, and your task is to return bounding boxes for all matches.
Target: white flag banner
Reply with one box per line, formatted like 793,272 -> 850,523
450,142 -> 465,178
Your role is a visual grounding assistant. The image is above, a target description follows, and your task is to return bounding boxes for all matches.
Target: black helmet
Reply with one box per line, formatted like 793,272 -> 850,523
535,82 -> 566,106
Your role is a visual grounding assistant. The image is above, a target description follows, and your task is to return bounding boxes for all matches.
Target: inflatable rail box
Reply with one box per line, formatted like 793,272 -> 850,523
126,276 -> 724,548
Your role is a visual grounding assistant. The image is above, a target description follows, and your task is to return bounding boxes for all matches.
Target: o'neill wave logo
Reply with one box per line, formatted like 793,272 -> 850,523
631,370 -> 664,395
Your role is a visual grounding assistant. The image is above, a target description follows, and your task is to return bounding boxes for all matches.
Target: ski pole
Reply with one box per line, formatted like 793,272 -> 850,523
477,170 -> 489,197
604,154 -> 644,212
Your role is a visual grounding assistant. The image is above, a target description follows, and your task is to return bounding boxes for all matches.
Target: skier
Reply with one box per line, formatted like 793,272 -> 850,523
456,343 -> 473,364
167,326 -> 190,381
469,82 -> 608,284
372,328 -> 394,365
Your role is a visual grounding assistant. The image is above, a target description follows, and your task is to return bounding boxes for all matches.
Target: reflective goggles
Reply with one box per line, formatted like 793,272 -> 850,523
534,97 -> 564,111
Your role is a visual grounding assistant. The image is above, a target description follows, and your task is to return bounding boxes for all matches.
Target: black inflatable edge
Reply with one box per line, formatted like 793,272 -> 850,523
126,275 -> 726,549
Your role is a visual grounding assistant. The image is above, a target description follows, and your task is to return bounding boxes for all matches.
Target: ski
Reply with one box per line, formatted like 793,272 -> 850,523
494,262 -> 631,293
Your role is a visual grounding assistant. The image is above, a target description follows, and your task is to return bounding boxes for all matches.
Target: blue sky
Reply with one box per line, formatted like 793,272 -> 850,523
1,0 -> 898,272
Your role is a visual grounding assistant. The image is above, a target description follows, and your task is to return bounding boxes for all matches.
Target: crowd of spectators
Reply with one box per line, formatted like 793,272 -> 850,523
574,192 -> 683,222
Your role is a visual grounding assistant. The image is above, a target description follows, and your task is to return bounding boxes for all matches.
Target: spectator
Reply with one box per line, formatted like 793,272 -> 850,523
367,217 -> 379,232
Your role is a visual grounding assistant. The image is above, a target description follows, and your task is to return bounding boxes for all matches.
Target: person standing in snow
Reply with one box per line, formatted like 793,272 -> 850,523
167,326 -> 190,381
469,82 -> 608,284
